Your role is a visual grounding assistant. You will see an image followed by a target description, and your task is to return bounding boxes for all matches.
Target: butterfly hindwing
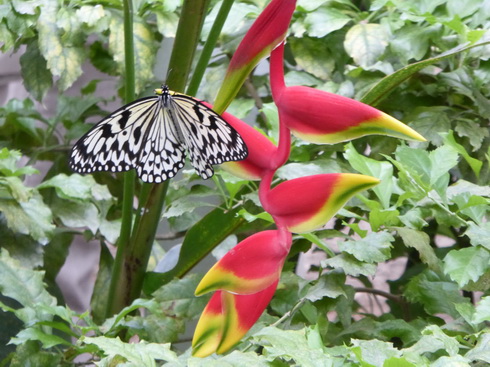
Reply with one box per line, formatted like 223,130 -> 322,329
168,93 -> 248,179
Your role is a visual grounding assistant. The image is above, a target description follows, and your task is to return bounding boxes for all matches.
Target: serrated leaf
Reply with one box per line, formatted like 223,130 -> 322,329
465,332 -> 490,363
406,325 -> 460,357
344,23 -> 389,68
404,270 -> 469,318
251,326 -> 334,367
305,273 -> 347,302
52,200 -> 100,233
289,37 -> 335,80
83,336 -> 178,366
350,339 -> 401,366
441,130 -> 482,177
395,227 -> 440,271
38,174 -> 109,201
19,40 -> 52,102
443,247 -> 490,287
0,192 -> 54,245
338,231 -> 394,263
344,143 -> 393,209
10,327 -> 71,348
0,249 -> 57,323
322,253 -> 377,277
473,296 -> 490,324
465,222 -> 490,250
37,0 -> 84,90
304,7 -> 351,38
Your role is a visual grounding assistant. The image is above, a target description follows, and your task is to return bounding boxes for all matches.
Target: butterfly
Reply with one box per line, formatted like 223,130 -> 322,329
69,85 -> 248,183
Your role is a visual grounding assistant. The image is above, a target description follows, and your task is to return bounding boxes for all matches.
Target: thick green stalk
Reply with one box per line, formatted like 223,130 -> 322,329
105,0 -> 136,317
187,0 -> 234,96
106,0 -> 212,316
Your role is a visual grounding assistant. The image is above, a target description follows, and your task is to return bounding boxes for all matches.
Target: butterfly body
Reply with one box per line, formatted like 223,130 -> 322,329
70,85 -> 248,183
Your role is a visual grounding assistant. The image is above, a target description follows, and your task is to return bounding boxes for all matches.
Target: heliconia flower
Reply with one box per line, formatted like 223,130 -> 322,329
195,230 -> 291,296
219,110 -> 279,180
262,173 -> 380,233
192,281 -> 279,357
270,43 -> 426,144
213,0 -> 297,113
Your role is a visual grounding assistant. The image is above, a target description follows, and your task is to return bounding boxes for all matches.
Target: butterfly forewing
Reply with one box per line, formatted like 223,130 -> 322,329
70,85 -> 248,183
70,97 -> 160,175
169,93 -> 248,178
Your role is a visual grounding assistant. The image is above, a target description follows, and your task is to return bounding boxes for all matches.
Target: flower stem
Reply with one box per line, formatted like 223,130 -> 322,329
105,0 -> 136,318
187,0 -> 235,96
105,0 -> 211,317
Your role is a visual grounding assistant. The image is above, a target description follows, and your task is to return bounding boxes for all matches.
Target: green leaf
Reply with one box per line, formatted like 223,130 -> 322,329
338,231 -> 394,263
322,253 -> 377,277
344,143 -> 394,209
394,227 -> 440,271
0,192 -> 55,245
38,173 -> 112,201
0,249 -> 57,323
350,339 -> 401,366
10,327 -> 71,348
465,222 -> 490,250
37,0 -> 84,90
465,333 -> 490,364
303,7 -> 351,38
305,273 -> 347,302
19,40 -> 52,102
404,270 -> 469,318
52,200 -> 100,233
406,325 -> 460,357
143,207 -> 244,294
289,37 -> 335,80
0,148 -> 39,177
8,341 -> 61,367
441,131 -> 482,177
473,296 -> 490,325
404,107 -> 452,146
361,41 -> 490,106
344,23 -> 389,69
83,336 -> 178,366
251,326 -> 334,366
443,246 -> 490,287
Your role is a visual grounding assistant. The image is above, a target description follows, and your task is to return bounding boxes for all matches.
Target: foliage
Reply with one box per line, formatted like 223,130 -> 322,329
1,0 -> 490,365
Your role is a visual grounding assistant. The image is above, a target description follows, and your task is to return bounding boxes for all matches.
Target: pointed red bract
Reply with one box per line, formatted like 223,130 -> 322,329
195,230 -> 291,296
263,174 -> 380,233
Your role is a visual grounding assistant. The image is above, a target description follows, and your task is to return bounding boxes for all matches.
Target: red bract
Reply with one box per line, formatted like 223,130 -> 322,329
195,230 -> 291,296
263,174 -> 380,233
192,230 -> 291,357
219,110 -> 278,180
270,43 -> 426,144
192,281 -> 279,357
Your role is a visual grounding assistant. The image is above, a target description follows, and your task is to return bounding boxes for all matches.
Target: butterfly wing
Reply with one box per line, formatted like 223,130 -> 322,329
70,96 -> 187,183
70,97 -> 160,175
168,93 -> 248,179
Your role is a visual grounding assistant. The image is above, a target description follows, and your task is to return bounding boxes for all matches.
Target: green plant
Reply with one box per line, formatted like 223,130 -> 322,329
1,0 -> 490,365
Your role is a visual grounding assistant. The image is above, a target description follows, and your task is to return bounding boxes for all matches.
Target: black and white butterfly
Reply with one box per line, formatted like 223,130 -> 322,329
69,85 -> 248,183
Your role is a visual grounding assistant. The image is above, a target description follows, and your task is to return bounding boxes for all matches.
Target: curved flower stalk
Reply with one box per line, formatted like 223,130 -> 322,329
192,1 -> 426,357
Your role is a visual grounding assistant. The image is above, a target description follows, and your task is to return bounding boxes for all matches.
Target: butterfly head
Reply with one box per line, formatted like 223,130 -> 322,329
154,84 -> 170,96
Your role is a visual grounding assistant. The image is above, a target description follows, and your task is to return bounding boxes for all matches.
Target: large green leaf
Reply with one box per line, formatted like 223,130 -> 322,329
361,41 -> 490,106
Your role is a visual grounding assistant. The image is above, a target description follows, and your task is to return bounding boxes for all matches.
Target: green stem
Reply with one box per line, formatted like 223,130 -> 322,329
187,0 -> 234,96
106,0 -> 212,316
105,0 -> 136,317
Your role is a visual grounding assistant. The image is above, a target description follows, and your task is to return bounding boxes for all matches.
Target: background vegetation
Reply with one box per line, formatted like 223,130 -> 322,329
1,0 -> 490,365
